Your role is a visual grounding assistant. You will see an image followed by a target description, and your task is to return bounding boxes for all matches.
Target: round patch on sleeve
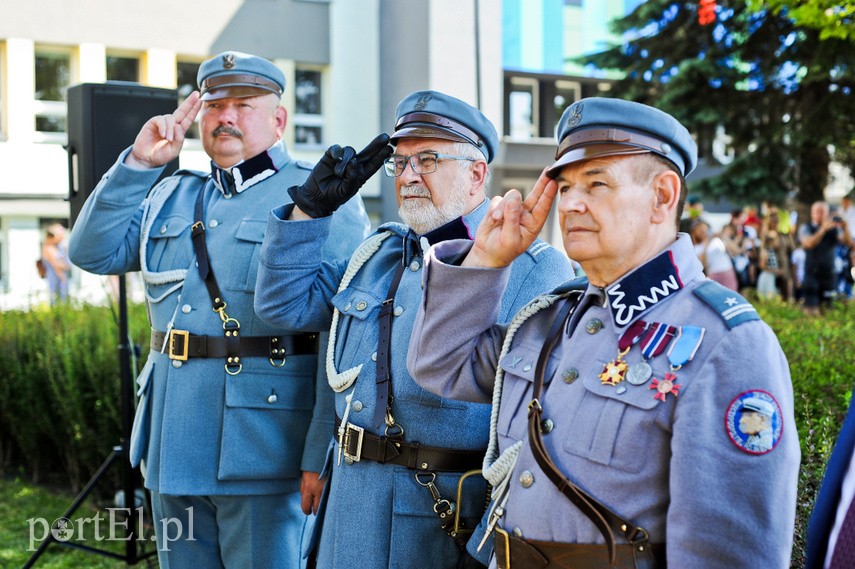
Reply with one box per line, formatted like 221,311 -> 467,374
725,390 -> 783,455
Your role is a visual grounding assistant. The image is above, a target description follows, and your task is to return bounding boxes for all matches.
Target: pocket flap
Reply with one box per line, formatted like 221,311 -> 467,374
225,371 -> 313,410
498,342 -> 543,382
150,215 -> 190,239
135,358 -> 155,397
331,287 -> 383,321
234,219 -> 268,243
581,363 -> 662,410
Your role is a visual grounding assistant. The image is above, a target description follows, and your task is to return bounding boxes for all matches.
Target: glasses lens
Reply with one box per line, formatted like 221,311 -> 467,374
413,153 -> 438,175
384,157 -> 405,177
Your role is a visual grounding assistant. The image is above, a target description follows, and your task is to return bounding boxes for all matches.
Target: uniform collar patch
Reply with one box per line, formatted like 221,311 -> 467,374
606,250 -> 684,328
211,143 -> 285,196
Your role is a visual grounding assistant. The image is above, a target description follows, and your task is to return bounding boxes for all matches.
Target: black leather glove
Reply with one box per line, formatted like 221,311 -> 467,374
288,133 -> 393,218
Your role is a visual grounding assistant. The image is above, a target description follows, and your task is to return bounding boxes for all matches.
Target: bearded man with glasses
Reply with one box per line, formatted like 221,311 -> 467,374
254,90 -> 572,568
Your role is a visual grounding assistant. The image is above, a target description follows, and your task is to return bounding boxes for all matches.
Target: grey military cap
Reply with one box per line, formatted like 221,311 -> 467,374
547,97 -> 698,178
391,90 -> 499,163
197,51 -> 285,101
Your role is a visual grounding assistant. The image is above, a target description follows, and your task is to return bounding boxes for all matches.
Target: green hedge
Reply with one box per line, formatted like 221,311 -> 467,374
1,298 -> 852,565
0,302 -> 150,491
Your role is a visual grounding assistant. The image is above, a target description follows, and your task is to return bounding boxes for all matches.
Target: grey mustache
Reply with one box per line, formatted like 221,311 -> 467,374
212,125 -> 243,138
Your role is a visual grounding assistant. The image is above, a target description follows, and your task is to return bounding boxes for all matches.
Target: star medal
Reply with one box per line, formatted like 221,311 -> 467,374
650,372 -> 681,401
600,320 -> 647,387
627,322 -> 677,386
651,325 -> 705,403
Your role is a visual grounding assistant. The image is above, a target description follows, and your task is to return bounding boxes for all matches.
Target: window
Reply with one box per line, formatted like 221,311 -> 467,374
176,60 -> 201,139
507,77 -> 538,141
106,55 -> 140,82
293,68 -> 324,149
34,49 -> 71,133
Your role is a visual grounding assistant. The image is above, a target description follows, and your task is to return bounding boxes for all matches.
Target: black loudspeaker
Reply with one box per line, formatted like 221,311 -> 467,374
66,82 -> 180,229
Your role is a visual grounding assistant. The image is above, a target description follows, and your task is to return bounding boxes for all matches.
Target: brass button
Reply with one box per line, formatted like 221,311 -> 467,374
562,368 -> 579,384
585,319 -> 603,334
209,219 -> 219,228
181,304 -> 192,314
540,418 -> 554,433
409,260 -> 420,271
519,470 -> 534,488
371,352 -> 377,361
267,394 -> 278,404
344,303 -> 352,311
513,528 -> 524,538
356,301 -> 368,311
393,306 -> 404,317
522,363 -> 532,372
352,400 -> 364,412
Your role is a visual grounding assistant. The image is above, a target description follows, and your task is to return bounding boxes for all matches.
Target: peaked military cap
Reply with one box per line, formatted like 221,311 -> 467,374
197,51 -> 285,101
547,97 -> 698,178
391,90 -> 499,163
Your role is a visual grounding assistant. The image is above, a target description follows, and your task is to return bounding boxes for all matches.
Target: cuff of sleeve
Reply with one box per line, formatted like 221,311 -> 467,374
261,207 -> 331,268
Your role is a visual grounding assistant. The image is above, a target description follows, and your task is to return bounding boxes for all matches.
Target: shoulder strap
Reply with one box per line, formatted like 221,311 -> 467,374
527,297 -> 657,568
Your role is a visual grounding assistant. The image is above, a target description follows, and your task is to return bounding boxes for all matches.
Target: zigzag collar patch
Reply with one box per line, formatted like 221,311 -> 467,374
605,250 -> 684,328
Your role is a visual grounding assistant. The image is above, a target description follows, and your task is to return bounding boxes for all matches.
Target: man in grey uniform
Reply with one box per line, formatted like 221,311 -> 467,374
408,97 -> 800,568
69,51 -> 369,568
255,90 -> 573,568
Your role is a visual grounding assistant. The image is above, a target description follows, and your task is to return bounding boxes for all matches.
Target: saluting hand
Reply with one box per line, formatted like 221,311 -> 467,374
288,133 -> 393,218
464,169 -> 558,269
125,91 -> 202,169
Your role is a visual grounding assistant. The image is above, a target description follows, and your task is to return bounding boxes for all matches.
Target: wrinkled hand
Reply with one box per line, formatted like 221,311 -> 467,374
463,168 -> 558,269
126,91 -> 201,169
300,470 -> 325,515
288,133 -> 393,218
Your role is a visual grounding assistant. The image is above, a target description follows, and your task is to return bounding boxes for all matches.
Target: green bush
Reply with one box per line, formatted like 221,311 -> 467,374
0,298 -> 851,566
0,301 -> 150,491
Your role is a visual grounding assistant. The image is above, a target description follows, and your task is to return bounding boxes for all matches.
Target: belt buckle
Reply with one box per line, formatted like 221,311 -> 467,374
343,423 -> 364,463
168,329 -> 190,361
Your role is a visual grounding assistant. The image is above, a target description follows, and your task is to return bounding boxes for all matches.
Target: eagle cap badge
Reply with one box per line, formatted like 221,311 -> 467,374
222,54 -> 235,69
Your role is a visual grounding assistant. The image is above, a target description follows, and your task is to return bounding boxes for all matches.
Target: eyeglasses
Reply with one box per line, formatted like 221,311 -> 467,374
383,152 -> 476,177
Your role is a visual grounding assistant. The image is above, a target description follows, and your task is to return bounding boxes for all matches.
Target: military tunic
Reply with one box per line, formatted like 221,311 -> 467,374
254,199 -> 573,568
408,234 -> 800,568
69,140 -> 370,496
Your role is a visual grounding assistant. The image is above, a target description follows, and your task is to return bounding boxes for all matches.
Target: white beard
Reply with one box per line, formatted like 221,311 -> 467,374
398,180 -> 469,235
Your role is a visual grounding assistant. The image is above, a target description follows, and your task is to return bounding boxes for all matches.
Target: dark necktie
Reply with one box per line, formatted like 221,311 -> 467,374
830,495 -> 855,568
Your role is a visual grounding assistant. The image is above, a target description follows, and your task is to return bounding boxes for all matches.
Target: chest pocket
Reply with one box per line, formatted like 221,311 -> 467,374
497,341 -> 557,443
224,219 -> 268,293
147,214 -> 192,272
562,365 -> 665,474
330,286 -> 383,369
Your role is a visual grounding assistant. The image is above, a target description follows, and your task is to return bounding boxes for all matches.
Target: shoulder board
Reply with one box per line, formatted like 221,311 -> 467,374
525,239 -> 553,259
550,276 -> 589,296
295,160 -> 315,171
693,280 -> 759,329
172,168 -> 208,178
377,221 -> 408,237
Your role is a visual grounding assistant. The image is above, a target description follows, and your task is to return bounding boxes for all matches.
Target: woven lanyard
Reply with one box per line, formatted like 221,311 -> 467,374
527,293 -> 657,568
373,261 -> 407,430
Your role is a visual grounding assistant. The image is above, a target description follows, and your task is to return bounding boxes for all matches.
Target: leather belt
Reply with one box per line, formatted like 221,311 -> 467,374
334,416 -> 484,472
151,329 -> 319,362
495,529 -> 666,569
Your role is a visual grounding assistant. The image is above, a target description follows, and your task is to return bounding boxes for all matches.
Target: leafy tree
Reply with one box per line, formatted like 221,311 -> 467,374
578,0 -> 855,207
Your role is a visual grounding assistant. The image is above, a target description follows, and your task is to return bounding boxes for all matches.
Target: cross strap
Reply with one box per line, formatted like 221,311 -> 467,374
373,261 -> 407,429
526,295 -> 658,569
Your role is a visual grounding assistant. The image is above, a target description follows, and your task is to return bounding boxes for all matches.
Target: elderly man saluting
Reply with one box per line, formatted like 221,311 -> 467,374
407,97 -> 800,568
254,90 -> 572,568
69,51 -> 369,568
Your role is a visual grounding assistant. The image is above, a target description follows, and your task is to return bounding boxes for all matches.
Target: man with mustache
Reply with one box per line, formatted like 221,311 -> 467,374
69,51 -> 370,568
407,97 -> 800,568
254,90 -> 573,568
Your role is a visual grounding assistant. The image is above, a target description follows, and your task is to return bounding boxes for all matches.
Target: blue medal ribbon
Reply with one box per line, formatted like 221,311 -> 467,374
666,325 -> 705,370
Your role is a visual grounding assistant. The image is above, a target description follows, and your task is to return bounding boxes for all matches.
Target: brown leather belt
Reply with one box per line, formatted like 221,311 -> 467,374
495,529 -> 666,569
334,415 -> 484,472
151,329 -> 318,361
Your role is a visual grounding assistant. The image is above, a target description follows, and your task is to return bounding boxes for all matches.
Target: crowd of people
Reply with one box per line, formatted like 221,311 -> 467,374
683,195 -> 855,314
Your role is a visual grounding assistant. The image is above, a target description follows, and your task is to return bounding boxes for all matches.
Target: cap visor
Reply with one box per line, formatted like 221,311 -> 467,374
200,85 -> 279,101
546,145 -> 651,178
391,125 -> 469,145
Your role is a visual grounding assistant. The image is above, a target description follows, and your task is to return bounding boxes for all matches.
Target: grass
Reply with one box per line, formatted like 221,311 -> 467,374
0,476 -> 158,569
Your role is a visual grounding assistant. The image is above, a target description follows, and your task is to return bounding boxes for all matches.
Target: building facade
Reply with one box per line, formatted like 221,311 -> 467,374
0,0 -> 632,308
